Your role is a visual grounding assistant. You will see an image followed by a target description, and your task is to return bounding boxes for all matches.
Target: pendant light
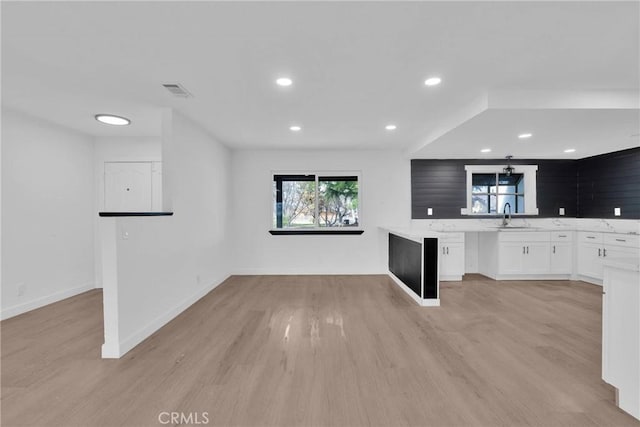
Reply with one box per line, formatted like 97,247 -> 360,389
503,155 -> 515,176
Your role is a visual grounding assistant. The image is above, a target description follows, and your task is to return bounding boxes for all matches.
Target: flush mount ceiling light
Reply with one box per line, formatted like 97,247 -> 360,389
276,77 -> 293,87
289,125 -> 302,132
385,124 -> 397,131
481,148 -> 492,153
503,155 -> 516,176
564,148 -> 576,153
95,114 -> 130,126
424,77 -> 442,87
518,133 -> 533,139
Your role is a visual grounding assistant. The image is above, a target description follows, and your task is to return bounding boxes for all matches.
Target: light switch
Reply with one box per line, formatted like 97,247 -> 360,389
614,207 -> 621,216
122,230 -> 129,240
559,207 -> 565,216
427,208 -> 433,216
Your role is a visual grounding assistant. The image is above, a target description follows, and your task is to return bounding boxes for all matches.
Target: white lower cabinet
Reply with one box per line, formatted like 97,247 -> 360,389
577,232 -> 640,284
497,233 -> 551,276
524,242 -> 551,274
549,232 -> 574,274
549,241 -> 573,274
479,230 -> 575,280
476,228 -> 637,281
439,233 -> 465,281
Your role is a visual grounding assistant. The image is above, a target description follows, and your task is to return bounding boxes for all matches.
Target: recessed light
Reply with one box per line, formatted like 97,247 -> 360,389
95,114 -> 130,126
424,77 -> 442,87
289,125 -> 301,132
481,148 -> 492,153
564,148 -> 576,153
518,133 -> 533,139
385,124 -> 397,131
276,77 -> 293,87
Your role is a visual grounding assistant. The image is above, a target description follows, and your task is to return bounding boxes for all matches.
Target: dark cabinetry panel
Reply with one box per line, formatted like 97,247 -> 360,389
411,159 -> 576,219
388,234 -> 422,298
577,148 -> 640,219
411,148 -> 639,220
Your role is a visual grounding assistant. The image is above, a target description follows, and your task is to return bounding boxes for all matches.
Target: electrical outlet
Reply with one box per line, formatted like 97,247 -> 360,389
122,230 -> 129,240
427,208 -> 433,216
614,207 -> 621,216
559,207 -> 565,216
17,283 -> 26,297
196,275 -> 201,284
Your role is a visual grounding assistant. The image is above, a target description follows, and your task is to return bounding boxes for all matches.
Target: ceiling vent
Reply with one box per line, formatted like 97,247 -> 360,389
162,83 -> 192,98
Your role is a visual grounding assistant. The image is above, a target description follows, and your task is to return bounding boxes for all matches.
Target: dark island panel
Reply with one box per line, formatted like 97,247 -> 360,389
389,233 -> 422,298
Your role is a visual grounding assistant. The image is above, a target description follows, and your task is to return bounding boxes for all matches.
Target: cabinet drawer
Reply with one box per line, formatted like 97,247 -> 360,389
551,231 -> 573,242
604,234 -> 639,249
439,232 -> 465,243
579,232 -> 603,244
499,231 -> 550,242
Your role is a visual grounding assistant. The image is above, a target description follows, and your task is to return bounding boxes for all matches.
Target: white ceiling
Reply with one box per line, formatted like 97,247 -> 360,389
413,108 -> 640,159
2,1 -> 639,157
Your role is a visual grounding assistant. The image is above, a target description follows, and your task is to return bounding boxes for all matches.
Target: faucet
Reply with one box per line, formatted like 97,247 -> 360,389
502,202 -> 512,227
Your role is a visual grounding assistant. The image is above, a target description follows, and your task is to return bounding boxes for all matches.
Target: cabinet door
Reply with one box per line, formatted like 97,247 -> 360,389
578,242 -> 604,279
440,242 -> 465,280
499,242 -> 525,275
550,242 -> 572,274
523,242 -> 551,274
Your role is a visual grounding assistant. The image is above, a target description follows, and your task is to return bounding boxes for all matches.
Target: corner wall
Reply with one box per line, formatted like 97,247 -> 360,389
230,150 -> 410,274
100,111 -> 231,358
1,109 -> 95,319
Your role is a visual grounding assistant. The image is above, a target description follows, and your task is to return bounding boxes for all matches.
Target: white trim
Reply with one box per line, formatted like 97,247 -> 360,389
102,274 -> 230,359
464,164 -> 539,216
577,275 -> 604,286
492,274 -> 572,281
1,282 -> 94,320
421,298 -> 441,307
388,272 -> 440,307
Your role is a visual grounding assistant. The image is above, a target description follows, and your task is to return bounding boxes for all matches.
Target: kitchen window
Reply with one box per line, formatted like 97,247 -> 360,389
271,173 -> 363,234
464,165 -> 538,215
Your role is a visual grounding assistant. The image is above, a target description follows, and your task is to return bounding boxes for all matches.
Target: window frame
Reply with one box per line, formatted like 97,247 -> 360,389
270,171 -> 363,234
464,164 -> 539,216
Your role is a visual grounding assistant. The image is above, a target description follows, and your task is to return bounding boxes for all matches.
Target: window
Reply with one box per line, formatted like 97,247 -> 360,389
464,165 -> 538,215
273,173 -> 360,230
471,173 -> 524,214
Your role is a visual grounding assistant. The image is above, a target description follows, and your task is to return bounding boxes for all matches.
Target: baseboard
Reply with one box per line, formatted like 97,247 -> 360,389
492,274 -> 572,281
1,282 -> 95,320
576,275 -> 603,286
102,274 -> 230,359
387,272 -> 440,307
231,268 -> 387,275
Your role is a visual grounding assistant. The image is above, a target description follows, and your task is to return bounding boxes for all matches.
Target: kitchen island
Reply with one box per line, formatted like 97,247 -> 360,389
382,227 -> 442,306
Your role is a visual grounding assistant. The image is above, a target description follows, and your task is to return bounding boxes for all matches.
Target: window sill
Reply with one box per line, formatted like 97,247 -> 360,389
269,229 -> 364,235
99,212 -> 174,217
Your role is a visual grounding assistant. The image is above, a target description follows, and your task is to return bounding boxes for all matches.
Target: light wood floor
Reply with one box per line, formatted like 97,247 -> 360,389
2,275 -> 639,427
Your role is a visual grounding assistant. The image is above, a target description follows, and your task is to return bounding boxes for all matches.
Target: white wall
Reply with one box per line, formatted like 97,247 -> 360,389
93,137 -> 162,288
1,109 -> 95,319
230,150 -> 411,274
100,111 -> 231,358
